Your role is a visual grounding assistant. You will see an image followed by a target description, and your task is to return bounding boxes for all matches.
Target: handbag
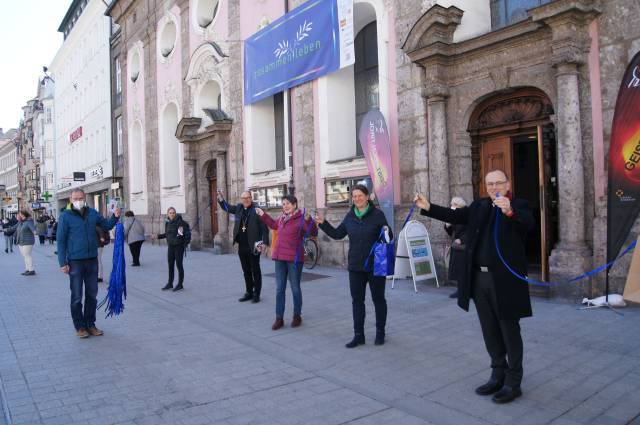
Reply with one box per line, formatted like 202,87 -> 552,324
365,228 -> 395,277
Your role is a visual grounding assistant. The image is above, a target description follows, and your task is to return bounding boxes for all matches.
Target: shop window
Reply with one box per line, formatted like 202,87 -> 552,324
250,185 -> 286,208
325,176 -> 371,205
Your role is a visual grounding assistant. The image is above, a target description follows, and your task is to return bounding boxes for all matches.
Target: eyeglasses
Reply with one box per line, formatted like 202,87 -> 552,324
240,196 -> 252,200
486,181 -> 507,188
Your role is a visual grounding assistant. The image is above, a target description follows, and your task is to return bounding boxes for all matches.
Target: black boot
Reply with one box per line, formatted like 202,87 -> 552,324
238,293 -> 252,302
374,331 -> 385,346
251,293 -> 260,303
173,283 -> 184,292
162,283 -> 173,291
345,335 -> 365,348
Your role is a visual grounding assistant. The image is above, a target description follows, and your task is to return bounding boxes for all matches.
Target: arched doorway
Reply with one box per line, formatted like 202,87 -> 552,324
206,160 -> 218,238
468,88 -> 558,281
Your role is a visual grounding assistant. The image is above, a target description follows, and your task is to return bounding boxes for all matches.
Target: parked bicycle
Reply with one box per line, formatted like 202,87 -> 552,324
303,235 -> 319,269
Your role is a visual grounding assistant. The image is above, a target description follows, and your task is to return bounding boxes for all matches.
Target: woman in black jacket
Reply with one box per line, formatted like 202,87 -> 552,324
152,207 -> 191,292
316,185 -> 391,348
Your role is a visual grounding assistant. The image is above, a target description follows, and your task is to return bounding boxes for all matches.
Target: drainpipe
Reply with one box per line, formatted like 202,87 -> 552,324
285,0 -> 295,195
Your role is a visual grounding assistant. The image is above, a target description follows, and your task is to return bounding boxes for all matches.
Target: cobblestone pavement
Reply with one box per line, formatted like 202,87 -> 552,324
0,242 -> 639,425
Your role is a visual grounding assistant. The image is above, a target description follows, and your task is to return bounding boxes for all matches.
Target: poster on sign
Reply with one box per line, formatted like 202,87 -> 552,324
392,220 -> 438,293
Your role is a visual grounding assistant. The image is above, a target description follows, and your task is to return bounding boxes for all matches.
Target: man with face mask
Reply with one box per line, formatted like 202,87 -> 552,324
57,188 -> 121,338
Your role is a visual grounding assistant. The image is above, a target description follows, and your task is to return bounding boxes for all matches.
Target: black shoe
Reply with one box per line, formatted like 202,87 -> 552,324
374,332 -> 385,346
251,294 -> 260,303
475,380 -> 504,396
26,271 -> 36,276
238,293 -> 252,302
345,335 -> 365,349
449,290 -> 459,299
162,283 -> 173,291
21,271 -> 28,275
173,284 -> 184,292
131,263 -> 140,267
97,278 -> 103,283
492,386 -> 522,404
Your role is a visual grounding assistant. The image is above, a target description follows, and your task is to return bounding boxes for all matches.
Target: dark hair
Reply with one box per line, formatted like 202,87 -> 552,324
19,210 -> 31,219
282,195 -> 298,206
351,184 -> 369,196
125,211 -> 134,217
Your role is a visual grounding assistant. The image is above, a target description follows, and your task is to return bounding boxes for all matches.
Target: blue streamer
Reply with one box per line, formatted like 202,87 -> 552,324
98,222 -> 127,317
493,207 -> 637,287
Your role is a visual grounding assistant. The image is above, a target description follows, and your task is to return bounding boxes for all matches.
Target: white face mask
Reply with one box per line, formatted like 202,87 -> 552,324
72,200 -> 85,210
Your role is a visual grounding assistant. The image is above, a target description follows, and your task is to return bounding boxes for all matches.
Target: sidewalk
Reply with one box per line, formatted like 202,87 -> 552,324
0,242 -> 639,425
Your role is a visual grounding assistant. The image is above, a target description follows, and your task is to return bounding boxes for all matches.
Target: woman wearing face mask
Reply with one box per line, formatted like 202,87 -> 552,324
152,207 -> 191,292
2,218 -> 15,253
10,211 -> 37,275
255,195 -> 317,330
315,185 -> 391,348
445,197 -> 468,299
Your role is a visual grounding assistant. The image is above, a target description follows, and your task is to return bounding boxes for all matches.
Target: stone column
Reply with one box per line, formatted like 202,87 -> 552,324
184,156 -> 201,250
214,152 -> 229,254
424,85 -> 450,208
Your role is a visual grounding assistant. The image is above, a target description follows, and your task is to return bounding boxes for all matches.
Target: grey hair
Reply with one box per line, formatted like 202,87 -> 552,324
71,188 -> 85,196
451,196 -> 467,208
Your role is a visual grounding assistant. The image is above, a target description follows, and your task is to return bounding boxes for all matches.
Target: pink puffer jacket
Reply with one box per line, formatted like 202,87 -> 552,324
260,209 -> 317,262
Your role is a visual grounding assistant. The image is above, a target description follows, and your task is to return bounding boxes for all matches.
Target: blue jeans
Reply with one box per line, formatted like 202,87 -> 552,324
274,260 -> 303,318
4,235 -> 13,252
69,258 -> 99,331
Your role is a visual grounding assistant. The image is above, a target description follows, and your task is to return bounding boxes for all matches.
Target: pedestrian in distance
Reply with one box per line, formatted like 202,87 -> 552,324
10,211 -> 37,275
36,216 -> 48,245
152,207 -> 191,292
2,218 -> 15,253
217,190 -> 270,303
46,217 -> 56,244
255,195 -> 317,330
445,196 -> 468,299
315,184 -> 391,348
96,226 -> 110,283
414,169 -> 534,404
123,211 -> 145,267
57,188 -> 121,338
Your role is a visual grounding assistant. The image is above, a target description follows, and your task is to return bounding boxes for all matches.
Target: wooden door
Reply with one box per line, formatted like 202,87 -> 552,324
209,179 -> 219,237
480,137 -> 513,197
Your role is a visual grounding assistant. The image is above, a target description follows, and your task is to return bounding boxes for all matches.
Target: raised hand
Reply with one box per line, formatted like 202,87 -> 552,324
494,196 -> 512,215
314,210 -> 325,224
413,193 -> 430,211
216,189 -> 224,201
255,207 -> 264,217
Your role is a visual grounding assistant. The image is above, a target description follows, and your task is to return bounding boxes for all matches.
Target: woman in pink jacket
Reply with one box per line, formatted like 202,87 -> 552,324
256,195 -> 317,330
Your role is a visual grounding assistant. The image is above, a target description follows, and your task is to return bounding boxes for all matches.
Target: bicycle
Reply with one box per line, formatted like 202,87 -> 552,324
303,236 -> 319,269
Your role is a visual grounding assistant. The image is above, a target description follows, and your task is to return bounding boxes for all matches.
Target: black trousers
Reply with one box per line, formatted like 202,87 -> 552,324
167,244 -> 185,285
38,235 -> 46,245
129,241 -> 143,265
472,271 -> 523,387
238,244 -> 262,296
349,271 -> 387,336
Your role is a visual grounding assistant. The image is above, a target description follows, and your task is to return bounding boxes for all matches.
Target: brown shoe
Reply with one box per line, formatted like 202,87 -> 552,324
291,315 -> 302,328
87,326 -> 103,336
76,329 -> 89,338
271,317 -> 284,331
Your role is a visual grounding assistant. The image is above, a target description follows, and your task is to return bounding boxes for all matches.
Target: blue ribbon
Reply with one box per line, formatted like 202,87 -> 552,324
98,222 -> 127,317
493,208 -> 637,287
294,209 -> 315,266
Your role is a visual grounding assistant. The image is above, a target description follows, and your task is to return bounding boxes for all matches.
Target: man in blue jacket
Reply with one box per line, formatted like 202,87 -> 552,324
57,188 -> 121,338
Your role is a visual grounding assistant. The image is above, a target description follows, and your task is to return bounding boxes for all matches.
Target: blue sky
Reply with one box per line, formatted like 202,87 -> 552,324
0,0 -> 69,132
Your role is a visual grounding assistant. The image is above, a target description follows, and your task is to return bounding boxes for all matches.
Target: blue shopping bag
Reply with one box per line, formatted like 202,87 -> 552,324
365,229 -> 395,277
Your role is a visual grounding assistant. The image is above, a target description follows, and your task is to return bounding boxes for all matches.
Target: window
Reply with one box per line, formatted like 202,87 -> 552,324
116,116 -> 123,156
490,0 -> 553,29
45,108 -> 52,124
250,185 -> 286,208
130,50 -> 141,83
325,177 -> 372,205
115,58 -> 122,106
196,0 -> 220,28
274,92 -> 285,170
159,20 -> 177,57
354,22 -> 379,157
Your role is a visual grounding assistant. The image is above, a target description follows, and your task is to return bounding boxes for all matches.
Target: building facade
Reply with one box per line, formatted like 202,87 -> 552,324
108,0 -> 640,298
16,99 -> 41,214
0,129 -> 18,219
50,0 -> 114,214
32,78 -> 57,217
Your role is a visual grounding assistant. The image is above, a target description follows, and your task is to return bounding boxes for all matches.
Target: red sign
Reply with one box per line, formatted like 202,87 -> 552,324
69,126 -> 83,143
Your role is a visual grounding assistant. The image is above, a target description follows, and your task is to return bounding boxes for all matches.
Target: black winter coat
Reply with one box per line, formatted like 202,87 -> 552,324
422,197 -> 535,319
158,215 -> 191,246
218,201 -> 269,248
319,203 -> 392,272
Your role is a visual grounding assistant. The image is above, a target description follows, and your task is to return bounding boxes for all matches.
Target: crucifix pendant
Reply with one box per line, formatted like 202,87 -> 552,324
242,225 -> 247,232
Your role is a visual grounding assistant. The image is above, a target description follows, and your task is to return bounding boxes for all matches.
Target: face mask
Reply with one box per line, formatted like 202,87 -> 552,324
72,201 -> 85,210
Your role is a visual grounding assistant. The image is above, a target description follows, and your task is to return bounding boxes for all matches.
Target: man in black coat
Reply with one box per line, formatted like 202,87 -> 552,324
218,190 -> 270,303
414,170 -> 534,404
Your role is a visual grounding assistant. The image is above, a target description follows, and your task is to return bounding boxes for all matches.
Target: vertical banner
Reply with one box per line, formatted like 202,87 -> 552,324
608,50 -> 640,263
244,0 -> 354,105
358,110 -> 395,231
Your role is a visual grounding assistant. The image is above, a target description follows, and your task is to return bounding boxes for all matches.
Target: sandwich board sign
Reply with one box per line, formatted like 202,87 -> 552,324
392,220 -> 438,292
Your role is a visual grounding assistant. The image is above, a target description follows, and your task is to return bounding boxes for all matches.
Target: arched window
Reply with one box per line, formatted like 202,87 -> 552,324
161,103 -> 181,188
354,21 -> 378,156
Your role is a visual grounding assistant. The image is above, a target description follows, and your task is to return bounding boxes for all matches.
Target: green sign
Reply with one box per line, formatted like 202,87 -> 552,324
42,191 -> 52,201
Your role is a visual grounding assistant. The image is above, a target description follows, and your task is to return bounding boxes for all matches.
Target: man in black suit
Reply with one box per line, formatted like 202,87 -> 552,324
414,170 -> 534,404
218,191 -> 270,303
